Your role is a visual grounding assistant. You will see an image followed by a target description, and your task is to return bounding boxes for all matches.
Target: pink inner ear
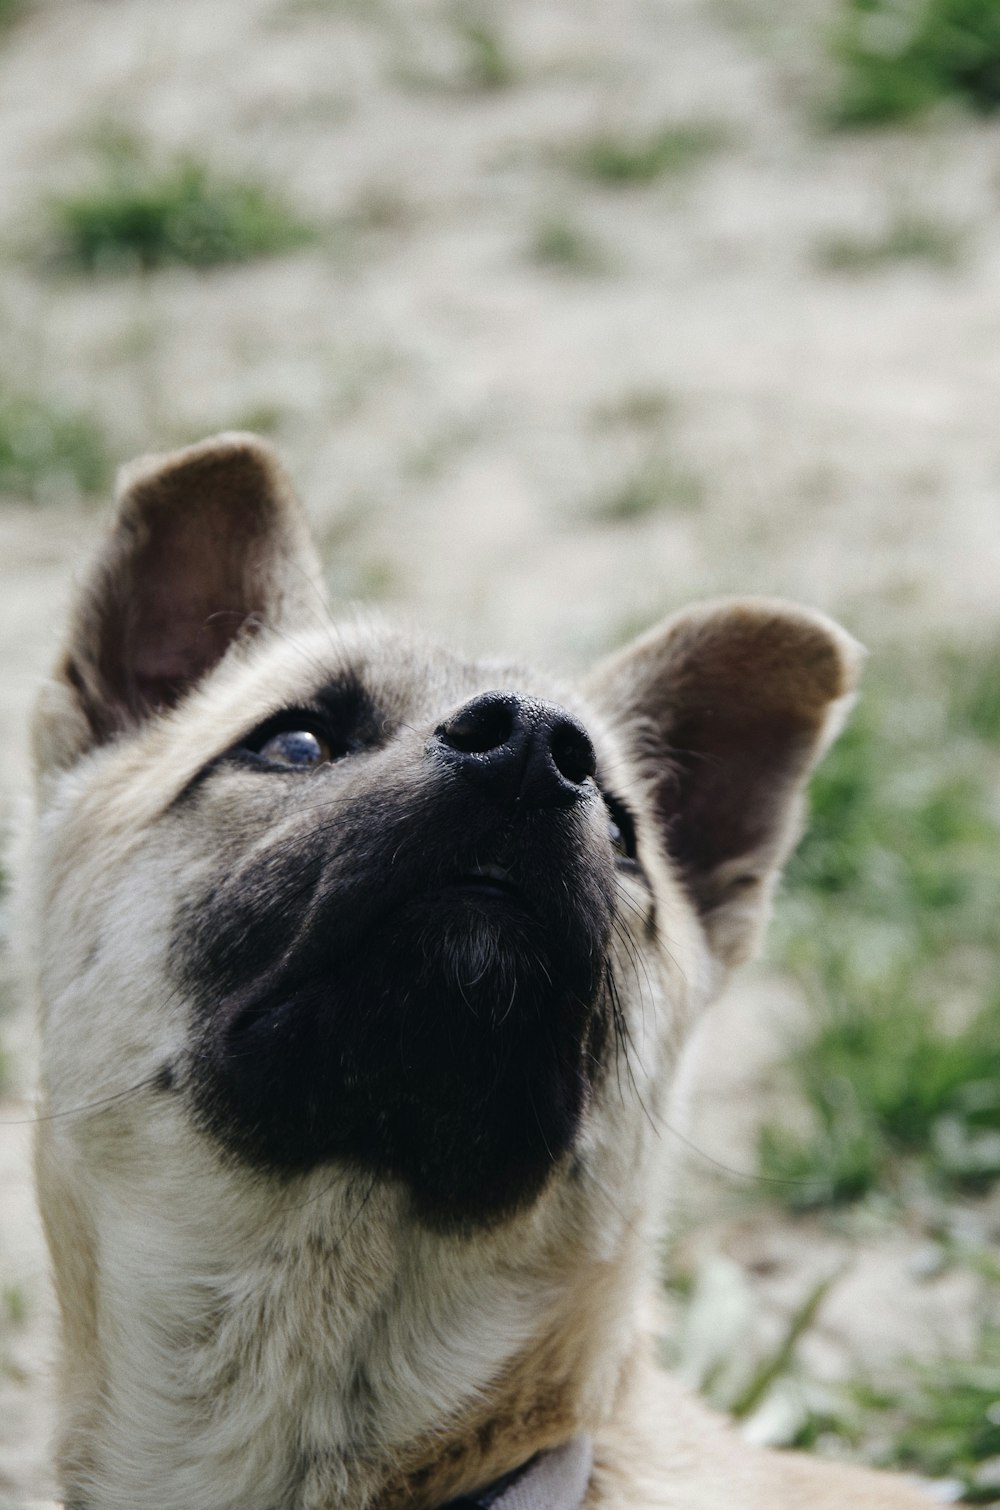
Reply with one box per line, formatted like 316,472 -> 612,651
98,486 -> 273,722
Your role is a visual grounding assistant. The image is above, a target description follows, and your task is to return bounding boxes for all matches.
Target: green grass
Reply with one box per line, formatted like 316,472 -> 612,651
450,8 -> 515,91
759,644 -> 1000,1208
529,213 -> 610,274
0,0 -> 26,31
0,389 -> 111,501
567,120 -> 727,185
589,387 -> 675,432
741,641 -> 1000,1490
396,7 -> 517,94
759,971 -> 1000,1207
829,0 -> 1000,126
590,456 -> 703,522
860,1349 -> 1000,1499
815,212 -> 964,273
1,1287 -> 25,1329
947,643 -> 1000,741
0,0 -> 28,31
785,1334 -> 1000,1502
49,137 -> 315,273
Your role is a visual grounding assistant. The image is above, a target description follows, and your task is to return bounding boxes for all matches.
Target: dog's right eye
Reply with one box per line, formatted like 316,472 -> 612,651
257,729 -> 332,768
229,713 -> 344,771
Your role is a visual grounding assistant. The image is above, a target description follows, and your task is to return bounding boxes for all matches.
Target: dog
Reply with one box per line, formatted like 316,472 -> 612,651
16,434 -> 931,1509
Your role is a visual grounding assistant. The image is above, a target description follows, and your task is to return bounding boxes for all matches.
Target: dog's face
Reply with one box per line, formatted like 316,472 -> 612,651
164,637 -> 623,1228
22,435 -> 859,1508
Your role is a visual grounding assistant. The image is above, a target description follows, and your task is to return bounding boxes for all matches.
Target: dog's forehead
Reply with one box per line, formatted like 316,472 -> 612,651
205,620 -> 596,742
86,619 -> 612,830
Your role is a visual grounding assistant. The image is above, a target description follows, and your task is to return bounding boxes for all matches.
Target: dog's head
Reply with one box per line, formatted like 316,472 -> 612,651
23,435 -> 859,1507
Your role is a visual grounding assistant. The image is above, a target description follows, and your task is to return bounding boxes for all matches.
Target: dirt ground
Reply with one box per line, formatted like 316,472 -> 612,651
1,0 -> 999,1503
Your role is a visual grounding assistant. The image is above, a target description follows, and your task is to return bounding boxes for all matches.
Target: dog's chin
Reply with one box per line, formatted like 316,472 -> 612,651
189,884 -> 609,1229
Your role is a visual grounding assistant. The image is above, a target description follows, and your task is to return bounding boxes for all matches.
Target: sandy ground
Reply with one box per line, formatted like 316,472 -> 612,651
1,0 -> 999,1502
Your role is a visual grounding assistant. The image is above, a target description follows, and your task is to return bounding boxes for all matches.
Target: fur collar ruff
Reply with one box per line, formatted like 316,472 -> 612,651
440,1437 -> 593,1509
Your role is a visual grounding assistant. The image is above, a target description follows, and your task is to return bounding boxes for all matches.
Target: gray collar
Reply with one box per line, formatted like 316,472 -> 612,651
441,1436 -> 593,1510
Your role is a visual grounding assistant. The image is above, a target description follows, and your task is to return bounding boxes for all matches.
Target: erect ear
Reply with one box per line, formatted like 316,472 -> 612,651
35,433 -> 324,773
585,599 -> 862,969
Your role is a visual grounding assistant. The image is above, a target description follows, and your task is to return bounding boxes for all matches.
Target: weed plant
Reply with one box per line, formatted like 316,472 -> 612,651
50,137 -> 314,274
451,10 -> 515,91
830,0 -> 1000,125
815,212 -> 964,273
530,214 -> 609,274
591,457 -> 703,522
396,7 -> 516,94
760,647 -> 1000,1208
0,0 -> 26,32
784,1333 -> 1000,1502
0,389 -> 110,500
856,1343 -> 1000,1497
568,121 -> 727,185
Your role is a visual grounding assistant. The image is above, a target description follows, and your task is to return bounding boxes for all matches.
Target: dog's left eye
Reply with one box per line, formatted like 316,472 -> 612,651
257,729 -> 333,768
604,793 -> 638,864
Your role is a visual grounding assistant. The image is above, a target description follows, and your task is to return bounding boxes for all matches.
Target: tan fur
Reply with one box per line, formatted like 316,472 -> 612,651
18,435 -> 930,1509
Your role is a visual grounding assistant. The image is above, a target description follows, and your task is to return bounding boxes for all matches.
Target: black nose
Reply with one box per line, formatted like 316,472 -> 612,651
433,692 -> 597,809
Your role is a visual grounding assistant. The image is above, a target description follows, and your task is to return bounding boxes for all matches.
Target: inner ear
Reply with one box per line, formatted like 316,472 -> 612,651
59,432 -> 323,750
585,599 -> 862,968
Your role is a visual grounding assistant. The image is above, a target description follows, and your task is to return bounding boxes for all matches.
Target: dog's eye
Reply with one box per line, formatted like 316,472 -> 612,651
604,793 -> 638,864
257,729 -> 332,768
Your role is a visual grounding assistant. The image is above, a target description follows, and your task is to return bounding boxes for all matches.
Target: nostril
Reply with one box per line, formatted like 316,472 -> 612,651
550,720 -> 596,786
434,694 -> 596,809
439,697 -> 515,755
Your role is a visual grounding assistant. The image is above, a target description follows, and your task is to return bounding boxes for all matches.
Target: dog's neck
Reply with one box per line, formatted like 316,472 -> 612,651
49,1130 -> 652,1510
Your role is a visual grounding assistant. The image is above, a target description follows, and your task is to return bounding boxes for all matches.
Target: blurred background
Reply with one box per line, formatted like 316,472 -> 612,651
1,0 -> 1000,1503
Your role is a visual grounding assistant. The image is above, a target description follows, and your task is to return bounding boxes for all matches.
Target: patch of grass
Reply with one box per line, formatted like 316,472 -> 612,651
396,7 -> 517,95
815,212 -> 964,273
728,1271 -> 844,1420
589,387 -> 675,432
224,403 -> 287,437
759,966 -> 1000,1207
759,651 -> 1000,1208
0,389 -> 111,501
789,1335 -> 1000,1501
529,213 -> 609,274
568,120 -> 727,185
590,456 -> 703,522
450,7 -> 515,91
402,417 -> 482,484
785,681 -> 998,937
0,0 -> 27,32
49,135 -> 315,274
946,640 -> 1000,742
829,0 -> 1000,126
2,1287 -> 26,1329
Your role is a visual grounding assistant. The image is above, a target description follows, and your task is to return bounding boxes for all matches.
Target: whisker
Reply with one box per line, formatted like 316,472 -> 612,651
0,1074 -> 163,1126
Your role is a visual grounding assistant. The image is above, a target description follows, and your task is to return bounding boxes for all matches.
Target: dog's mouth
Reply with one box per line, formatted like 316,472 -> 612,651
441,864 -> 525,904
